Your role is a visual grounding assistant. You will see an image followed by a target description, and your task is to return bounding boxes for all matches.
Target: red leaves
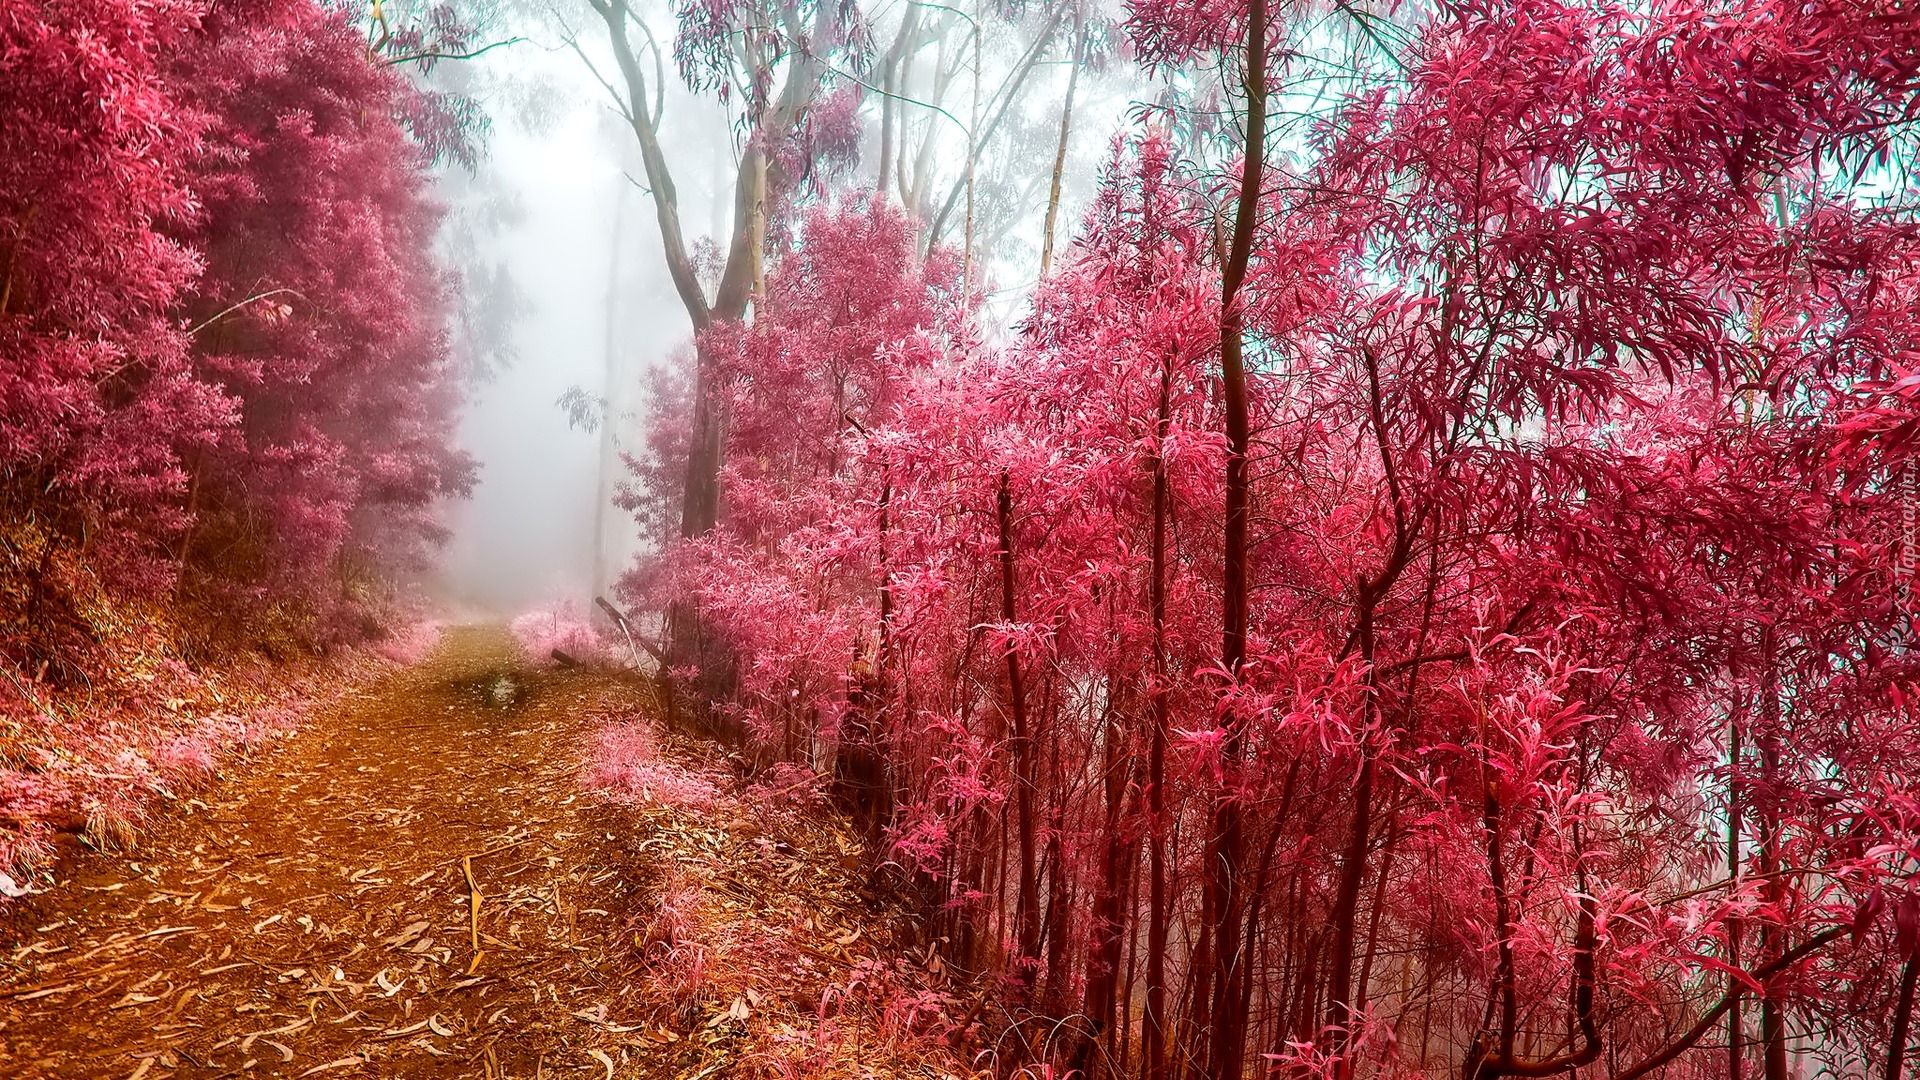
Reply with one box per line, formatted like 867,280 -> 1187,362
1900,894 -> 1920,961
2,0 -> 470,672
168,0 -> 473,634
615,0 -> 1920,1074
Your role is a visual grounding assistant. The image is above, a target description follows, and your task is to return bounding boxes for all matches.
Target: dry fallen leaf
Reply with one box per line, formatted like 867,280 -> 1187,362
386,919 -> 429,947
587,1048 -> 615,1080
381,1018 -> 430,1038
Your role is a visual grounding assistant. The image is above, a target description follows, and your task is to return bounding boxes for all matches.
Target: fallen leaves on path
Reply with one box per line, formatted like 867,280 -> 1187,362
0,627 -> 981,1079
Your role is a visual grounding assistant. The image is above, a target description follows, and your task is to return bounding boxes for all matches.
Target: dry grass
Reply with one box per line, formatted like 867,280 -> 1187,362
583,709 -> 985,1079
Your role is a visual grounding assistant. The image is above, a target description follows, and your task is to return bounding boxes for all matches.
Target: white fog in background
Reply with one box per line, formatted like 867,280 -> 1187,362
426,1 -> 1139,618
434,46 -> 672,617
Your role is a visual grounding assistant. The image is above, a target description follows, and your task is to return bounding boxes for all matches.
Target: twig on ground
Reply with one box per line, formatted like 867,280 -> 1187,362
464,855 -> 481,960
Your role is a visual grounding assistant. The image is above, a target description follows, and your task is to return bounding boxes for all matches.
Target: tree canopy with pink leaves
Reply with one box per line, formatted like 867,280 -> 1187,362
0,0 -> 474,677
5,0 -> 1920,1075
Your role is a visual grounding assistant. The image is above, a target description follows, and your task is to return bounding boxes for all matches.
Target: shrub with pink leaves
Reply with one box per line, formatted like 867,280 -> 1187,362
0,657 -> 339,885
586,721 -> 721,812
372,619 -> 444,666
509,602 -> 613,668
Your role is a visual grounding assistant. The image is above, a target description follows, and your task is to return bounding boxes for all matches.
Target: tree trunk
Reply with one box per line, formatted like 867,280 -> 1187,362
593,185 -> 628,597
1038,1 -> 1085,279
1077,692 -> 1136,1078
997,470 -> 1041,985
926,2 -> 1069,253
1759,630 -> 1787,1080
587,0 -> 835,559
1888,955 -> 1919,1080
1729,706 -> 1744,1080
876,6 -> 921,200
1144,346 -> 1174,1080
1205,0 -> 1268,1071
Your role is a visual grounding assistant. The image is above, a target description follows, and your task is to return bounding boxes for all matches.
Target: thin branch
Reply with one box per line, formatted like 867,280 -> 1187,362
380,37 -> 525,67
1609,927 -> 1848,1080
187,288 -> 308,336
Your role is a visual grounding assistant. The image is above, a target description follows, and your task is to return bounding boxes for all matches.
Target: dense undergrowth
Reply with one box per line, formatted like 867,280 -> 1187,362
585,713 -> 991,1077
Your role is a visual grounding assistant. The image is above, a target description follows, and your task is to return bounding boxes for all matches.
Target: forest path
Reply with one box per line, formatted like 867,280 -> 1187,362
0,626 -> 743,1079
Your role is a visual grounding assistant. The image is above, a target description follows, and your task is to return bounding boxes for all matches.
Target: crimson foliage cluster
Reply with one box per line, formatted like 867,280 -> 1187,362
621,1 -> 1920,1077
0,0 -> 470,874
0,0 -> 472,675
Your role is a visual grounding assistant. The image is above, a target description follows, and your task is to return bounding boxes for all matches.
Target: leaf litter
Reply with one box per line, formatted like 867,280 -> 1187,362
0,626 -> 980,1078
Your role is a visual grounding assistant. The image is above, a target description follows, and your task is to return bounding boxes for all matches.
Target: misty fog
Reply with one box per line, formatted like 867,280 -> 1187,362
429,5 -> 1131,618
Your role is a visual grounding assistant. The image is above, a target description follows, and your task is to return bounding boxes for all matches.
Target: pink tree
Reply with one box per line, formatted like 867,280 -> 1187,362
0,0 -> 227,678
617,1 -> 1920,1077
168,0 -> 475,644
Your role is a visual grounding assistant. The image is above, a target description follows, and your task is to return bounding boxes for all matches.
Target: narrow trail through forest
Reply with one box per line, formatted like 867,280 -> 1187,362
0,628 -> 966,1080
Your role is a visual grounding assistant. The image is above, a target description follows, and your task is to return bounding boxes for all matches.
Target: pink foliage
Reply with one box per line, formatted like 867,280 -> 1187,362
166,0 -> 475,638
0,664 -> 323,883
1,0 -> 473,669
509,603 -> 613,668
372,620 -> 444,667
617,3 -> 1920,1073
743,761 -> 825,813
586,721 -> 722,813
0,0 -> 473,884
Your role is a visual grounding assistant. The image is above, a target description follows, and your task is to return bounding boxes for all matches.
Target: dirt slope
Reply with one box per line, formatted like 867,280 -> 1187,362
0,626 -> 973,1079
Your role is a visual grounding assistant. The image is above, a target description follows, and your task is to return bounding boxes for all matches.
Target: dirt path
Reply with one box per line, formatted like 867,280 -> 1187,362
0,627 -> 972,1079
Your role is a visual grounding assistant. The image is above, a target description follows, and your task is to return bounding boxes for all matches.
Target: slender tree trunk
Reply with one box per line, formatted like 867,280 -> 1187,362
1759,630 -> 1788,1080
1043,818 -> 1071,1008
1888,955 -> 1919,1080
904,25 -> 960,217
926,3 -> 1068,252
1120,837 -> 1144,1076
1078,694 -> 1135,1078
1354,822 -> 1397,1023
1144,349 -> 1174,1080
872,468 -> 896,828
1205,0 -> 1268,1072
593,185 -> 627,597
1038,1 -> 1085,279
587,0 -> 836,675
1729,707 -> 1744,1080
997,470 -> 1041,986
961,0 -> 981,294
876,6 -> 920,198
1325,746 -> 1376,1074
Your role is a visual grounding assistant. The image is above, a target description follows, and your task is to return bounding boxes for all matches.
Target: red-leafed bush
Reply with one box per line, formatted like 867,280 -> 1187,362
588,720 -> 723,812
510,602 -> 615,668
168,0 -> 474,648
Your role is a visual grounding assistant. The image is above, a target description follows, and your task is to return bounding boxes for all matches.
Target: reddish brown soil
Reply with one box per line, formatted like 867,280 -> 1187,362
0,622 -> 990,1076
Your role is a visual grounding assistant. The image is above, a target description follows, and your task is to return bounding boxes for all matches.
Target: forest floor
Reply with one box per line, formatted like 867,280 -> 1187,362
0,626 -> 976,1080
